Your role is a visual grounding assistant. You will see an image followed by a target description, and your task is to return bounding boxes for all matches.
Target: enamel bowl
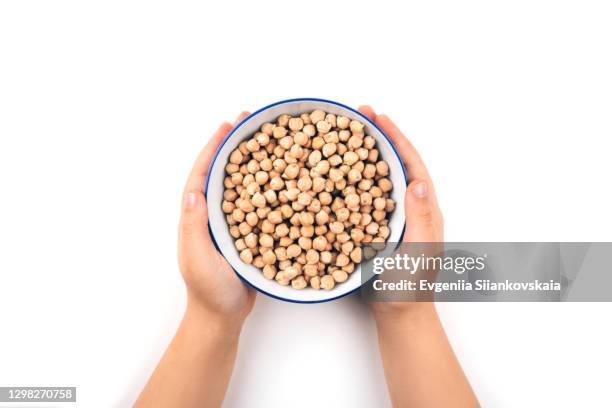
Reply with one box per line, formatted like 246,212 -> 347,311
206,98 -> 407,303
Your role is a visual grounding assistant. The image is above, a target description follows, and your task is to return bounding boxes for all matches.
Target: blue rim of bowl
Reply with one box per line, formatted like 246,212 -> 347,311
205,97 -> 408,304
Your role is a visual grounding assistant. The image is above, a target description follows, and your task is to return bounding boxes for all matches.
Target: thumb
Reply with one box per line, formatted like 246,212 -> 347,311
403,179 -> 438,243
180,190 -> 210,244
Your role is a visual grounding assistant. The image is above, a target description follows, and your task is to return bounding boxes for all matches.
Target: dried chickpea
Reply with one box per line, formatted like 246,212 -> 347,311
292,276 -> 307,289
320,275 -> 335,290
332,270 -> 348,283
240,249 -> 253,264
223,110 -> 395,291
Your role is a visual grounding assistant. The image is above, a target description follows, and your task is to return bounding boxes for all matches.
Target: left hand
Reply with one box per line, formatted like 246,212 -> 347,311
178,112 -> 256,323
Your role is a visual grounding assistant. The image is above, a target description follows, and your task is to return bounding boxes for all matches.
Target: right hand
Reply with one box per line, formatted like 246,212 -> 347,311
358,106 -> 444,316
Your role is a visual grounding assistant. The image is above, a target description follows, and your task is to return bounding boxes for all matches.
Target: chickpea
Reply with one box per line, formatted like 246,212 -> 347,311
252,256 -> 263,268
269,176 -> 284,190
378,178 -> 393,193
309,109 -> 326,123
373,209 -> 386,222
224,189 -> 238,201
356,148 -> 369,161
283,163 -> 299,179
311,136 -> 325,150
360,192 -> 373,206
376,161 -> 389,177
311,176 -> 325,192
318,191 -> 332,205
341,241 -> 354,255
253,170 -> 268,185
232,208 -> 245,223
345,193 -> 360,209
336,116 -> 350,129
275,272 -> 289,285
370,185 -> 383,198
313,160 -> 330,175
351,228 -> 365,243
378,225 -> 390,239
288,117 -> 304,131
303,124 -> 316,137
329,168 -> 344,182
229,149 -> 243,164
251,192 -> 266,208
272,125 -> 288,139
305,249 -> 320,265
374,197 -> 386,211
316,120 -> 332,134
347,168 -> 362,184
347,135 -> 363,149
323,131 -> 339,144
310,275 -> 321,289
315,210 -> 329,225
240,249 -> 253,264
320,275 -> 335,290
349,120 -> 364,134
365,222 -> 379,235
259,233 -> 274,248
222,200 -> 235,214
332,270 -> 348,283
296,192 -> 312,206
336,207 -> 350,222
358,179 -> 373,191
349,212 -> 362,225
253,131 -> 270,146
298,236 -> 312,250
328,154 -> 342,167
226,223 -> 239,237
291,276 -> 307,289
343,151 -> 359,165
338,129 -> 351,142
368,149 -> 379,162
360,213 -> 372,227
299,211 -> 314,226
245,212 -> 258,227
230,172 -> 243,186
336,231 -> 350,243
300,225 -> 314,238
263,264 -> 276,279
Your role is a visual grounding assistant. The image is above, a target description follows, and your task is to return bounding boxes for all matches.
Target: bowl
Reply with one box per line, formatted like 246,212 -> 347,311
205,98 -> 407,303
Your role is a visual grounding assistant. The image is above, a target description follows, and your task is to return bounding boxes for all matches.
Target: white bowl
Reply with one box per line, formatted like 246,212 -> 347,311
206,98 -> 407,303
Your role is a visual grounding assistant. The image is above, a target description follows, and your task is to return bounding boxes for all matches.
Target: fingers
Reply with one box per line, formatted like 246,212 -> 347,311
234,111 -> 250,125
184,111 -> 251,195
179,189 -> 210,246
374,115 -> 431,183
184,122 -> 233,194
403,179 -> 439,242
180,111 -> 250,254
358,105 -> 377,121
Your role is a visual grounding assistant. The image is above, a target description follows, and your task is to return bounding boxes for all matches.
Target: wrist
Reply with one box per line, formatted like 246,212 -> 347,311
372,302 -> 438,329
184,299 -> 246,339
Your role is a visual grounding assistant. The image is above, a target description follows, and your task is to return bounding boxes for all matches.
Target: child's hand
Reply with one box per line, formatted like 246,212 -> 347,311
358,106 -> 444,315
179,112 -> 256,323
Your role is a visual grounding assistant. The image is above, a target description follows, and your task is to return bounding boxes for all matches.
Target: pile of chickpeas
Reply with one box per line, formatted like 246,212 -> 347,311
222,110 -> 395,290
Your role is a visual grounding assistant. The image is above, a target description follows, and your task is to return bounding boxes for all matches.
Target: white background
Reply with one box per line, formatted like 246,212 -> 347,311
1,1 -> 611,407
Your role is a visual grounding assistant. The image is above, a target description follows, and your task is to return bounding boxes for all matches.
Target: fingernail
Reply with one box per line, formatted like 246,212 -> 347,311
185,192 -> 197,208
413,182 -> 428,198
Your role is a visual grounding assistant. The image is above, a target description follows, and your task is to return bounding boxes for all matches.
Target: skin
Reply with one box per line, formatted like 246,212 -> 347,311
136,107 -> 479,408
135,112 -> 255,408
359,105 -> 479,408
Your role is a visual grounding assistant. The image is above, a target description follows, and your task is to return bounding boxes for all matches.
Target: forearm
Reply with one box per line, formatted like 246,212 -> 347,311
374,303 -> 479,408
135,302 -> 244,408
